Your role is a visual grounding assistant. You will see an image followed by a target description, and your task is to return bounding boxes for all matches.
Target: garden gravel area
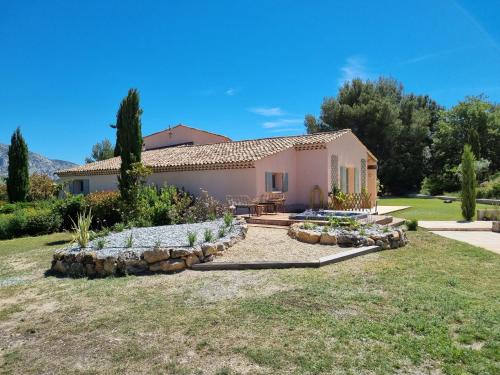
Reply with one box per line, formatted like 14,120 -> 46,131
213,226 -> 345,262
66,219 -> 238,258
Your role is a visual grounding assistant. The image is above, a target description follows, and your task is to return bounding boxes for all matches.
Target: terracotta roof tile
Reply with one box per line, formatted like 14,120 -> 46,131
57,129 -> 351,177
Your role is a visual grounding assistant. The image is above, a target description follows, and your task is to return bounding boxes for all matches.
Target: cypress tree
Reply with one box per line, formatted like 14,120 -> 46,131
116,89 -> 143,201
461,144 -> 476,221
7,127 -> 30,202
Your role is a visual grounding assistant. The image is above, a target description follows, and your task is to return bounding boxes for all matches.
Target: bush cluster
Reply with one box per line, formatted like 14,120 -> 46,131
476,173 -> 500,199
0,184 -> 229,240
0,208 -> 62,239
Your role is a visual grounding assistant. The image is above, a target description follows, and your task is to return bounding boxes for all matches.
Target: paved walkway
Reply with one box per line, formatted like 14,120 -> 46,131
430,231 -> 500,255
419,221 -> 492,231
376,206 -> 410,215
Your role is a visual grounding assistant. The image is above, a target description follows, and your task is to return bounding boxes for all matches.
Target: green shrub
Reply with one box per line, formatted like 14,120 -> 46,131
125,233 -> 134,248
0,207 -> 62,239
223,212 -> 233,227
24,209 -> 62,236
112,222 -> 126,232
84,191 -> 122,229
54,194 -> 86,230
406,219 -> 418,231
477,173 -> 500,199
302,221 -> 315,230
187,231 -> 197,247
96,238 -> 106,250
204,229 -> 214,242
218,227 -> 226,238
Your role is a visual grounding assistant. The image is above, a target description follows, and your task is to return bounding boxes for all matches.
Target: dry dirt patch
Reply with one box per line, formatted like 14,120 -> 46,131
214,226 -> 344,262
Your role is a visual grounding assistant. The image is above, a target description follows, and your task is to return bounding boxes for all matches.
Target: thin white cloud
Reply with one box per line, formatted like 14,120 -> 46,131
451,0 -> 500,53
249,107 -> 286,116
398,48 -> 463,65
225,88 -> 237,96
262,118 -> 302,129
338,56 -> 370,86
268,127 -> 304,133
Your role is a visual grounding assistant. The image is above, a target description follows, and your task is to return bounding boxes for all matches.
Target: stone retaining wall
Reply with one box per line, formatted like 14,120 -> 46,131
288,223 -> 408,249
51,219 -> 248,278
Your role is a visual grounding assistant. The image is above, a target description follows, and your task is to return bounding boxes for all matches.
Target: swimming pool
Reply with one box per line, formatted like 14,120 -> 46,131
289,209 -> 368,221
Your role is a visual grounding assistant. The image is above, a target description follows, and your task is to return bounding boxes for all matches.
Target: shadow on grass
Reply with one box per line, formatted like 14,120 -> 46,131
45,239 -> 72,246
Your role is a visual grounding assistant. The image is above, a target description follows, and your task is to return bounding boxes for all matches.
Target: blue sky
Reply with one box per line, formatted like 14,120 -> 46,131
1,0 -> 499,164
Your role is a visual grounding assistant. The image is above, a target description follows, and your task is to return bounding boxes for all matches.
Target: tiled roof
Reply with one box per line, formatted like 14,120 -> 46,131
57,129 -> 352,177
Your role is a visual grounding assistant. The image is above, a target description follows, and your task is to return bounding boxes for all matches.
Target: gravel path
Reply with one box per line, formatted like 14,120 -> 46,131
213,226 -> 344,262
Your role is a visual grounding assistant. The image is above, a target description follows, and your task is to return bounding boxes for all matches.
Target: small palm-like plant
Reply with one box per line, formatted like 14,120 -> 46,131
187,231 -> 197,247
125,233 -> 134,248
71,210 -> 93,248
96,238 -> 106,250
223,212 -> 233,227
204,229 -> 214,242
218,227 -> 226,238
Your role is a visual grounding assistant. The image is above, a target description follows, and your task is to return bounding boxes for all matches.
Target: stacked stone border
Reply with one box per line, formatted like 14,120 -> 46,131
51,218 -> 248,278
287,223 -> 408,249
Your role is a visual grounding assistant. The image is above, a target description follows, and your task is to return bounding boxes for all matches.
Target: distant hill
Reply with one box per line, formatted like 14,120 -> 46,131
0,144 -> 77,179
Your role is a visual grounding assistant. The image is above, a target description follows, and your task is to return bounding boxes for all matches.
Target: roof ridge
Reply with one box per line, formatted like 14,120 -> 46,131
155,128 -> 351,150
143,124 -> 232,141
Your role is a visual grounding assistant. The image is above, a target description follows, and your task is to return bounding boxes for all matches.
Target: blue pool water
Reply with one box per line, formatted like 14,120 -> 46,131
289,209 -> 368,221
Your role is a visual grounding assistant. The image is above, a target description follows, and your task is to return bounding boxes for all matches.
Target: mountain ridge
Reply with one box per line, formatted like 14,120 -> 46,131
0,143 -> 78,179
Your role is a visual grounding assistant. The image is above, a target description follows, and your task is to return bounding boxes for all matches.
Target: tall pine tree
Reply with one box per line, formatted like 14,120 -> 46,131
116,89 -> 143,201
7,127 -> 30,202
460,144 -> 476,221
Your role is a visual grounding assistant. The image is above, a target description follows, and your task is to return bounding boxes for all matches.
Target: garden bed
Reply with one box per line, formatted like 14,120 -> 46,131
51,218 -> 248,278
288,222 -> 408,249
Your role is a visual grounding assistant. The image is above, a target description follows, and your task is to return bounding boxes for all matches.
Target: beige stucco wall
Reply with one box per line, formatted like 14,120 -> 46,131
296,148 -> 329,206
144,126 -> 229,150
147,169 -> 257,201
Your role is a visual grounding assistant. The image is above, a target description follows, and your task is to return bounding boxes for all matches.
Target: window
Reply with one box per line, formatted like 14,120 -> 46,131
265,172 -> 288,192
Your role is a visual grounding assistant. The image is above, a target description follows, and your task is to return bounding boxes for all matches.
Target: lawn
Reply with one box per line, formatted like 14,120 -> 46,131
0,229 -> 499,374
378,197 -> 492,221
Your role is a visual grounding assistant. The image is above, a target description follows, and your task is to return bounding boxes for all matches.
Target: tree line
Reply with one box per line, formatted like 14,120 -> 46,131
305,77 -> 499,195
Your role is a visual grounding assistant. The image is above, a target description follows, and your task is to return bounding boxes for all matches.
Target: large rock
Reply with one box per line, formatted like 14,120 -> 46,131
103,257 -> 117,275
143,248 -> 170,263
296,229 -> 321,244
201,243 -> 217,256
185,254 -> 200,267
171,247 -> 194,258
52,260 -> 67,274
149,259 -> 186,272
336,234 -> 360,247
320,232 -> 337,245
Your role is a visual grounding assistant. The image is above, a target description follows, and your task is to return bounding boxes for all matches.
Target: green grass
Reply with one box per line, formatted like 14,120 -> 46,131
378,197 -> 492,221
0,230 -> 498,374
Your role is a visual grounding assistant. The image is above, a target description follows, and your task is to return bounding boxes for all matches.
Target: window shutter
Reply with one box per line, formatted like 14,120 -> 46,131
354,168 -> 359,193
340,166 -> 347,193
83,180 -> 90,195
283,173 -> 288,192
265,172 -> 273,192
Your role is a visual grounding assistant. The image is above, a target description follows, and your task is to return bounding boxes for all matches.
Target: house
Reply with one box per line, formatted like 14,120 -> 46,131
57,125 -> 377,209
